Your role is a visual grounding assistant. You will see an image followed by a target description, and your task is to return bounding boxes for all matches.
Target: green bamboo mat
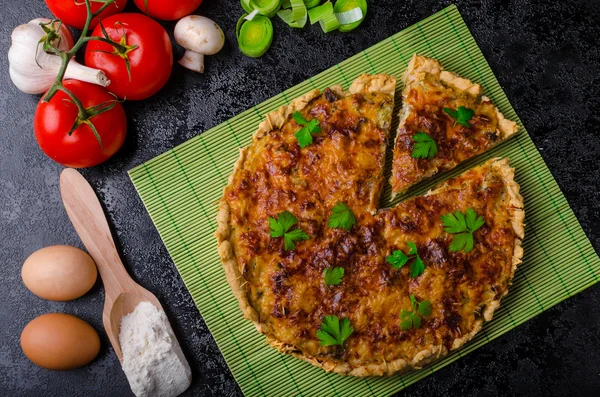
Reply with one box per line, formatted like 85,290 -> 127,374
128,5 -> 600,396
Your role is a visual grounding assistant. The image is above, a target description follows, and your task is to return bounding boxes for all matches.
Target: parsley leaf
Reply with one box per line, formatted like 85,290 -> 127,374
407,241 -> 418,256
417,299 -> 432,316
293,111 -> 321,148
441,208 -> 485,253
411,131 -> 438,160
269,211 -> 310,251
386,250 -> 409,269
328,202 -> 357,231
443,106 -> 475,127
400,294 -> 432,330
400,309 -> 418,330
386,241 -> 426,278
317,315 -> 354,346
323,267 -> 345,286
293,112 -> 308,125
410,257 -> 425,278
284,229 -> 310,251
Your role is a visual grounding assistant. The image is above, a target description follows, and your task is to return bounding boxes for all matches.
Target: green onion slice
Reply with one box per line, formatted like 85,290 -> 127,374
241,0 -> 281,18
308,1 -> 339,32
236,13 -> 274,58
304,0 -> 321,9
334,0 -> 367,32
277,0 -> 307,28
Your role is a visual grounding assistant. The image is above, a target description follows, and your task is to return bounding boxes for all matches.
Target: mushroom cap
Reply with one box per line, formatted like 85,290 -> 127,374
174,15 -> 225,56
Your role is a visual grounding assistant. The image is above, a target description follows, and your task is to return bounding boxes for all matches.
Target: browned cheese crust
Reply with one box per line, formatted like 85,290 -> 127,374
216,72 -> 524,377
390,54 -> 520,194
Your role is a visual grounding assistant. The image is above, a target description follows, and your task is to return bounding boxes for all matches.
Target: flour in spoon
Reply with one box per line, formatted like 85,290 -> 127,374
119,302 -> 192,397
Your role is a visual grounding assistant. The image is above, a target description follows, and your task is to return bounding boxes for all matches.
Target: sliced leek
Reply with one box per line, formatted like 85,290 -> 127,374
303,0 -> 321,9
236,14 -> 274,58
241,0 -> 281,18
241,0 -> 253,13
277,0 -> 307,28
335,7 -> 363,25
308,1 -> 339,33
237,0 -> 368,58
245,9 -> 260,20
308,1 -> 331,23
334,0 -> 367,32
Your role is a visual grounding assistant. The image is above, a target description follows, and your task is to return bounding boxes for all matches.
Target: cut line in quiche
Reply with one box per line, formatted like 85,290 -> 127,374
216,64 -> 524,376
391,54 -> 519,195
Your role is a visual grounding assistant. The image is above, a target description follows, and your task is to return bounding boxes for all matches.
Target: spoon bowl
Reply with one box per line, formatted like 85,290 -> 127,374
106,291 -> 163,360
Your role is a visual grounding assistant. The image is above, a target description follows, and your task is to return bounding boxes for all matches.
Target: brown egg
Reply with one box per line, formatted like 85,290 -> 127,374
20,313 -> 100,370
22,245 -> 97,301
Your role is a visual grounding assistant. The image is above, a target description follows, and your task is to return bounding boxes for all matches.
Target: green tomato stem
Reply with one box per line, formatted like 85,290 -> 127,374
57,85 -> 88,119
43,0 -> 120,103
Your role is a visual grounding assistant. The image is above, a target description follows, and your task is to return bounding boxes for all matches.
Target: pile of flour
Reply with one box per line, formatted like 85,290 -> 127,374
119,302 -> 192,397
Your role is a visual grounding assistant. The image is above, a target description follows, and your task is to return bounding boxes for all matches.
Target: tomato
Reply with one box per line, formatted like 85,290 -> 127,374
133,0 -> 203,21
44,0 -> 128,30
85,13 -> 173,100
34,80 -> 127,168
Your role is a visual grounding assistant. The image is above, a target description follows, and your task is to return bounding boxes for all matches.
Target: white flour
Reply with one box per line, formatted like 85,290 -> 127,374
119,302 -> 192,397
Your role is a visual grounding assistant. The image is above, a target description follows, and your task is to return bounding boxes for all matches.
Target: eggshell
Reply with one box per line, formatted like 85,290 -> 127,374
22,245 -> 97,301
20,313 -> 100,370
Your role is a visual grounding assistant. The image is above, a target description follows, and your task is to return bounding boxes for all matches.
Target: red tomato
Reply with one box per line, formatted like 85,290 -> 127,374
133,0 -> 203,21
85,13 -> 173,100
44,0 -> 128,30
34,80 -> 127,168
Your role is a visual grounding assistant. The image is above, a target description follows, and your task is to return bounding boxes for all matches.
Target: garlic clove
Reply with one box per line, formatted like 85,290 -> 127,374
9,65 -> 54,95
8,18 -> 110,95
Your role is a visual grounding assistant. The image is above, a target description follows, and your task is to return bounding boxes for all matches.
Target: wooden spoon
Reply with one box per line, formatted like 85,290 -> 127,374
60,168 -> 163,363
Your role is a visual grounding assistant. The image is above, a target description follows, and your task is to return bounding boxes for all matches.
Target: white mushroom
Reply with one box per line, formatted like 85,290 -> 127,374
174,15 -> 225,74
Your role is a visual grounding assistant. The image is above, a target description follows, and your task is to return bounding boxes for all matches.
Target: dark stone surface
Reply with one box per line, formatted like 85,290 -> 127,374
1,0 -> 599,396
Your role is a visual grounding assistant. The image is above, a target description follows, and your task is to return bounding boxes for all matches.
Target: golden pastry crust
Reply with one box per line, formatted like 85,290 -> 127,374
216,73 -> 524,377
390,54 -> 520,195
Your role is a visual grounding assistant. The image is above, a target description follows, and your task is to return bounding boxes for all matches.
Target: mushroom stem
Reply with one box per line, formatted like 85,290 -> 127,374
179,51 -> 205,73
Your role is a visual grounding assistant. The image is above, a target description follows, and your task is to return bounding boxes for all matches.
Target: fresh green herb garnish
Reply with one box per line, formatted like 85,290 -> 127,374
443,106 -> 475,127
269,211 -> 310,251
317,315 -> 354,346
441,208 -> 485,253
323,267 -> 345,286
293,111 -> 321,148
386,241 -> 425,278
399,294 -> 432,330
411,131 -> 438,160
328,202 -> 356,231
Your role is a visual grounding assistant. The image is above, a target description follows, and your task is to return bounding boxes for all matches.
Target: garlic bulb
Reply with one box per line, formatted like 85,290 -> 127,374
9,18 -> 110,95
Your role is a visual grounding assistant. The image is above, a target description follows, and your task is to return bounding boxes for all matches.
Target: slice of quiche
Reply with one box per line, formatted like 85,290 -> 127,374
216,73 -> 524,377
390,54 -> 519,194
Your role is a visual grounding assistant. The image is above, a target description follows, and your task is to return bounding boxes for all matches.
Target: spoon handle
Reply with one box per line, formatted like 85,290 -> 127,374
60,168 -> 135,302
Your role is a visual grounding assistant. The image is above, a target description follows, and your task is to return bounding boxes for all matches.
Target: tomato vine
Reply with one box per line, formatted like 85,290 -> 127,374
38,0 -> 128,143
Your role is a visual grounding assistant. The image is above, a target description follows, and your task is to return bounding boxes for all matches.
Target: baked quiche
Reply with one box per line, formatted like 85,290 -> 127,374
391,54 -> 519,194
216,72 -> 524,376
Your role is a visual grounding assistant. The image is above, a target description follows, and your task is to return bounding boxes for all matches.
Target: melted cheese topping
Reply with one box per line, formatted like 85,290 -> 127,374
391,69 -> 511,194
223,85 -> 517,374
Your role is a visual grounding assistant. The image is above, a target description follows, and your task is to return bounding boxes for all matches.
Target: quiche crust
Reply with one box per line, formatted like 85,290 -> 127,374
216,73 -> 524,377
